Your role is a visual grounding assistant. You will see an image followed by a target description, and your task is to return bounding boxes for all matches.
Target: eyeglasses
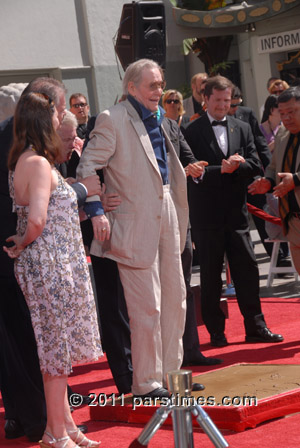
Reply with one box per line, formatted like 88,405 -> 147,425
166,99 -> 180,104
71,102 -> 87,108
148,81 -> 166,91
230,100 -> 242,108
272,90 -> 284,95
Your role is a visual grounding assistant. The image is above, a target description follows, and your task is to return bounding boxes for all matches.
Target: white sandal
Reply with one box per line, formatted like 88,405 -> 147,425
68,428 -> 101,447
39,430 -> 79,448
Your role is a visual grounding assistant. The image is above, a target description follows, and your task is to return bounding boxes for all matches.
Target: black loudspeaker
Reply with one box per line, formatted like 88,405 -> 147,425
115,1 -> 166,70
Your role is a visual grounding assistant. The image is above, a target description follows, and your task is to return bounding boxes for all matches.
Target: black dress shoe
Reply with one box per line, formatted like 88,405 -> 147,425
5,419 -> 45,442
276,258 -> 293,277
182,351 -> 223,366
192,382 -> 205,391
4,419 -> 25,439
81,395 -> 92,405
245,327 -> 284,343
134,387 -> 170,400
27,431 -> 45,443
210,333 -> 228,347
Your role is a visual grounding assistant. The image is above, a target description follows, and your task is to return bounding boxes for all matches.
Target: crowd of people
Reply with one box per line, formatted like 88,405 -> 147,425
1,60 -> 300,448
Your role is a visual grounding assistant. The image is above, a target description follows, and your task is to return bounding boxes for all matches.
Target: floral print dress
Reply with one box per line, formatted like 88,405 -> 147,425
10,169 -> 102,376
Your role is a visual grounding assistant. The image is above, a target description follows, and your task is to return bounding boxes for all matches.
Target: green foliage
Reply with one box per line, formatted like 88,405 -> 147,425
182,38 -> 197,56
177,84 -> 192,99
209,61 -> 233,76
177,0 -> 227,10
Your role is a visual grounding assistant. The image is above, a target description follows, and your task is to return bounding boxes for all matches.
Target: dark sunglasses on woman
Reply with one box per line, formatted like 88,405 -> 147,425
166,99 -> 180,104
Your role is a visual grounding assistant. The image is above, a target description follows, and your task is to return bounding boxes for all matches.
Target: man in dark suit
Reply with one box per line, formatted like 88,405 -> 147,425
228,86 -> 289,264
162,117 -> 222,366
69,93 -> 90,139
184,75 -> 283,347
183,72 -> 208,120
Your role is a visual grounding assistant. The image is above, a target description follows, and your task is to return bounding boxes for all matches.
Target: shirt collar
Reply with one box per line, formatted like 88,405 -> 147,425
207,112 -> 227,124
128,94 -> 165,124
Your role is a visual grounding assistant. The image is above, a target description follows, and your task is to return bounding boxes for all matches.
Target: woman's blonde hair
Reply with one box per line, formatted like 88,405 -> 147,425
162,89 -> 185,116
269,79 -> 289,94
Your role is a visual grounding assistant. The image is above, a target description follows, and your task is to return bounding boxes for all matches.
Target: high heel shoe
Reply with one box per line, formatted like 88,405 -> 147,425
39,430 -> 79,448
67,428 -> 101,447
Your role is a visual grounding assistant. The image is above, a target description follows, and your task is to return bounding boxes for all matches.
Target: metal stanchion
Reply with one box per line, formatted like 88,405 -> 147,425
129,370 -> 229,448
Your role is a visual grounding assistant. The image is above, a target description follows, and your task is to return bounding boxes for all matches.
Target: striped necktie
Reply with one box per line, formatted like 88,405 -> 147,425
279,134 -> 299,234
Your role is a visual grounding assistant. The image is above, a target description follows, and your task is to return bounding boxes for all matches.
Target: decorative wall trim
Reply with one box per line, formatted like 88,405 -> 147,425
173,0 -> 298,29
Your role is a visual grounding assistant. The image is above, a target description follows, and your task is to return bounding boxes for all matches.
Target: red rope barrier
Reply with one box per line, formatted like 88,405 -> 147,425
247,203 -> 282,226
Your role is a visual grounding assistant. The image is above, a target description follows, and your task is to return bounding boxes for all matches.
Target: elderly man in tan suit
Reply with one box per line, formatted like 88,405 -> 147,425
77,59 -> 202,399
249,86 -> 300,273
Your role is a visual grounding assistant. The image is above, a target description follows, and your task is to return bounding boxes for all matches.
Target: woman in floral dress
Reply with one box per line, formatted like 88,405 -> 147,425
4,92 -> 102,448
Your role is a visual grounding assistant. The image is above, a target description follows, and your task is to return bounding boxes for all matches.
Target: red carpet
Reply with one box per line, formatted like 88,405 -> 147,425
1,297 -> 300,447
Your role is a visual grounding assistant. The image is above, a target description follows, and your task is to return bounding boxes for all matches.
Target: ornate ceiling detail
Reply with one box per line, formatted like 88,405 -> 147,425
173,0 -> 299,28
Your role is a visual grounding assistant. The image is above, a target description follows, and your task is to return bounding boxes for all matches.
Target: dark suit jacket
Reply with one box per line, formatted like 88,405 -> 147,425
234,106 -> 271,170
162,117 -> 197,166
184,113 -> 262,233
56,162 -> 87,207
0,117 -> 16,277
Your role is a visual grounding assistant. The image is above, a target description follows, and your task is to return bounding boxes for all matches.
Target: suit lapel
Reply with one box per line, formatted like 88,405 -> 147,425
278,128 -> 291,172
122,100 -> 161,177
161,122 -> 186,184
227,116 -> 239,157
295,133 -> 300,172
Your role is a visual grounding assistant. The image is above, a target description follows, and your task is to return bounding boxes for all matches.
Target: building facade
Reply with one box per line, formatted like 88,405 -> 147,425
0,0 -> 300,117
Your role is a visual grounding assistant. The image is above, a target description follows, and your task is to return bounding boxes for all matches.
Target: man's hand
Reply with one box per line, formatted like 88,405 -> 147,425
91,215 -> 110,241
185,161 -> 208,178
65,177 -> 77,185
221,153 -> 245,174
101,184 -> 122,212
79,175 -> 101,197
273,173 -> 295,198
248,177 -> 271,195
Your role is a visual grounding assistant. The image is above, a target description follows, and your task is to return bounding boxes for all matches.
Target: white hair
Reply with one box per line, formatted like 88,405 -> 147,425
122,59 -> 164,95
0,83 -> 28,122
60,110 -> 78,129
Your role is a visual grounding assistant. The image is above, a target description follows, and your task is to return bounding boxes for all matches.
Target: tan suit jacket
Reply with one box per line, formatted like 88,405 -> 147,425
76,99 -> 189,268
182,96 -> 194,117
265,126 -> 300,208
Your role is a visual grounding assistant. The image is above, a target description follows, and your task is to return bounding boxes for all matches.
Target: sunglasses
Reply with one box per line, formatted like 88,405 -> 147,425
166,99 -> 180,104
72,103 -> 87,108
230,100 -> 242,108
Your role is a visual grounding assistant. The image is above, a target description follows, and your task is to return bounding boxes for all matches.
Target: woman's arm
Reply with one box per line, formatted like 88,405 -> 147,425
4,156 -> 52,258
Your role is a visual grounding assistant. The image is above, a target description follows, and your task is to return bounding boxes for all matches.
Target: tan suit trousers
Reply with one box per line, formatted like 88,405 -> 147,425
118,185 -> 186,395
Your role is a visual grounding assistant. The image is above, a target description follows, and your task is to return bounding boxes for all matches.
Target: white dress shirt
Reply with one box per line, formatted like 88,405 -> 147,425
207,112 -> 228,156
